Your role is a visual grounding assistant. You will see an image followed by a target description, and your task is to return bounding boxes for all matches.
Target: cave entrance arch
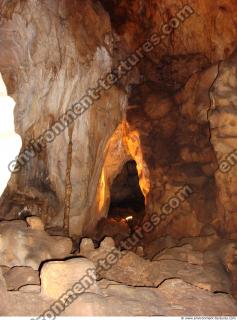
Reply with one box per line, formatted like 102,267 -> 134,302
108,160 -> 145,224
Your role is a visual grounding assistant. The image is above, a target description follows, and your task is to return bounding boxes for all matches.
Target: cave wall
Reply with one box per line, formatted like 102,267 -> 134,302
0,0 -> 126,235
101,0 -> 237,63
125,73 -> 218,239
0,0 -> 237,238
210,49 -> 237,240
98,0 -> 237,239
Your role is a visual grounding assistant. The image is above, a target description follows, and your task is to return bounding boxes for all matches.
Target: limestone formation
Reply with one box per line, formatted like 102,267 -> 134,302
0,0 -> 237,316
3,266 -> 40,291
80,237 -> 232,293
0,220 -> 72,269
3,278 -> 237,316
26,216 -> 44,231
62,279 -> 237,316
0,0 -> 126,235
80,238 -> 95,255
40,258 -> 99,299
19,284 -> 41,293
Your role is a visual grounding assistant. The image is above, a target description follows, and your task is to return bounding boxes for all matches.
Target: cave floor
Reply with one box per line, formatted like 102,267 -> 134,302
1,218 -> 237,316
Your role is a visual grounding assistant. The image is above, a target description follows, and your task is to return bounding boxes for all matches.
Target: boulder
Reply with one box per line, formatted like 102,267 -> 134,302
95,218 -> 130,244
144,236 -> 178,259
80,238 -> 95,255
158,279 -> 237,316
3,266 -> 40,291
0,266 -> 10,276
81,238 -> 231,292
0,220 -> 72,269
26,216 -> 44,231
153,244 -> 204,265
99,237 -> 115,250
40,258 -> 99,300
62,279 -> 237,316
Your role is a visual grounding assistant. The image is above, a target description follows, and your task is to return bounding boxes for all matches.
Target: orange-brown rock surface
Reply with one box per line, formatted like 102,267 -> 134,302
2,0 -> 237,317
0,0 -> 237,241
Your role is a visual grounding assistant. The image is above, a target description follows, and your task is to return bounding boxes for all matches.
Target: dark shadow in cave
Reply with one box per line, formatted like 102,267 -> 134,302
108,160 -> 145,224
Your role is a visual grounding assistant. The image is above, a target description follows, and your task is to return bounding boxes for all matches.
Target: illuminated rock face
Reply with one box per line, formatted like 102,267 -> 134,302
0,73 -> 21,196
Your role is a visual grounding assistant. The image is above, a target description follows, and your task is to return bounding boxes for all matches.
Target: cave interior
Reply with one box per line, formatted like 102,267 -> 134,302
0,0 -> 237,316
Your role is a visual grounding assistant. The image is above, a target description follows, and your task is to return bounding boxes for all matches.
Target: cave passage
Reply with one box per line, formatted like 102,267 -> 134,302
108,160 -> 145,223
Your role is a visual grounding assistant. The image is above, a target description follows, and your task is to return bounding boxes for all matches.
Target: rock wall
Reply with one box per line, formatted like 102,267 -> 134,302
125,75 -> 218,239
98,0 -> 237,239
209,49 -> 237,240
0,0 -> 126,235
0,0 -> 237,239
101,0 -> 237,64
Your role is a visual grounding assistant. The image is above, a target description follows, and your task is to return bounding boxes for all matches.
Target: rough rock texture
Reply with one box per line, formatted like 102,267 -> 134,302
156,279 -> 237,316
209,49 -> 237,240
80,238 -> 95,255
80,237 -> 232,293
19,285 -> 41,293
95,216 -> 130,244
0,0 -> 126,235
26,216 -> 44,231
1,0 -> 237,316
40,258 -> 99,299
0,0 -> 237,241
63,279 -> 237,316
153,244 -> 204,265
93,0 -> 237,240
144,235 -> 178,259
0,238 -> 236,316
101,0 -> 237,64
0,268 -> 9,316
94,0 -> 237,240
3,278 -> 237,316
3,266 -> 40,291
125,65 -> 219,239
0,220 -> 72,269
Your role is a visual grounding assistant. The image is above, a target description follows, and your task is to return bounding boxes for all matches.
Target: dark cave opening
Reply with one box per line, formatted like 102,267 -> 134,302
94,160 -> 145,244
108,160 -> 145,223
